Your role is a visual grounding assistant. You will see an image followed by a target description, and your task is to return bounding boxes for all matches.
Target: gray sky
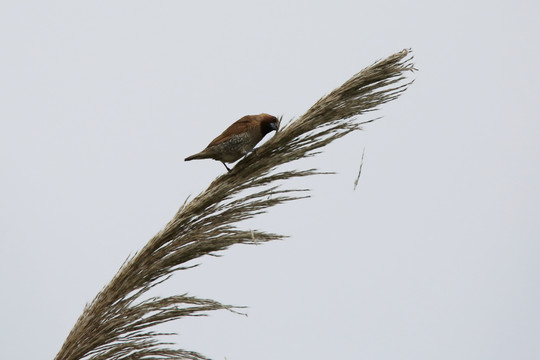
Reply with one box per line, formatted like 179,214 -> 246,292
1,1 -> 539,359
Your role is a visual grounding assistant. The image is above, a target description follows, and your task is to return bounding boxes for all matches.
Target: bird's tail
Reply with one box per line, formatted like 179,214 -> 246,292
184,151 -> 209,161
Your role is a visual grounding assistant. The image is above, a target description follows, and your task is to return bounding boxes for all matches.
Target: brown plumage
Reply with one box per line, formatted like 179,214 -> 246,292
185,113 -> 279,171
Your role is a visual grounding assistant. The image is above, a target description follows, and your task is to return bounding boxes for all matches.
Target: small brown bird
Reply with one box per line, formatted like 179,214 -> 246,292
185,113 -> 279,171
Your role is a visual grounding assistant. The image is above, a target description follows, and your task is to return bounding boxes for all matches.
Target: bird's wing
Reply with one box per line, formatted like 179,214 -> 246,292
207,116 -> 255,147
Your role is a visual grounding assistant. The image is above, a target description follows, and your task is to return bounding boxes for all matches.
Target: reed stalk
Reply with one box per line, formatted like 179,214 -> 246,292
54,49 -> 416,360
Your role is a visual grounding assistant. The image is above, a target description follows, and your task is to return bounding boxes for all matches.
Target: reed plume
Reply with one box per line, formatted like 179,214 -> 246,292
54,49 -> 416,360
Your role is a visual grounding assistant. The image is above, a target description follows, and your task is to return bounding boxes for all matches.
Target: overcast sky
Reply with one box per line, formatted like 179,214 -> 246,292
1,1 -> 539,359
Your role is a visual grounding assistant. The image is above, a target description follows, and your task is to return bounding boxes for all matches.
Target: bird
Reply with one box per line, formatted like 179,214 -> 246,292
185,113 -> 279,172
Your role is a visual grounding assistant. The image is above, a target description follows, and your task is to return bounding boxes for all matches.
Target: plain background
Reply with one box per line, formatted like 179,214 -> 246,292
1,1 -> 539,359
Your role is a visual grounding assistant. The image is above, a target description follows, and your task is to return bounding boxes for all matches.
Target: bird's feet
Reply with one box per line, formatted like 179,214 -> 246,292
243,147 -> 259,160
221,162 -> 232,172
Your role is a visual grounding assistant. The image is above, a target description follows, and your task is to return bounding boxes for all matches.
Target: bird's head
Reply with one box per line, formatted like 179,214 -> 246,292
258,113 -> 280,135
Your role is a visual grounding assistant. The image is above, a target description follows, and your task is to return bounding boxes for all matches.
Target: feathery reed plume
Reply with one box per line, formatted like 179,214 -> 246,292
54,49 -> 416,360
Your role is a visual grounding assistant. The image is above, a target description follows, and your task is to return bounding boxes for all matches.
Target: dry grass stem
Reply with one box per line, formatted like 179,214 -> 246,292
54,49 -> 416,360
354,147 -> 366,190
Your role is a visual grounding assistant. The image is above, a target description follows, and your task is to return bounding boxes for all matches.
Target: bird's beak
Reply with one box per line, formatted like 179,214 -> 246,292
270,122 -> 279,131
